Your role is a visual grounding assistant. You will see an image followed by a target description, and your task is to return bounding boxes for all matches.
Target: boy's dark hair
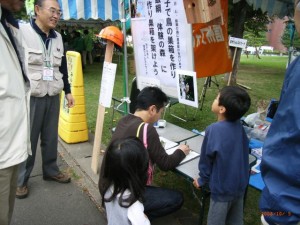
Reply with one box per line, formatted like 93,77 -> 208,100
135,86 -> 168,112
103,137 -> 149,208
218,86 -> 251,121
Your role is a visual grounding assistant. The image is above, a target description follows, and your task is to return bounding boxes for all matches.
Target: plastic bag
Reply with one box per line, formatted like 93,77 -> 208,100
244,113 -> 260,127
243,121 -> 270,141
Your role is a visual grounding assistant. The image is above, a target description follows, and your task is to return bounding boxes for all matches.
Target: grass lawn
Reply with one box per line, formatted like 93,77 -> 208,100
81,54 -> 287,225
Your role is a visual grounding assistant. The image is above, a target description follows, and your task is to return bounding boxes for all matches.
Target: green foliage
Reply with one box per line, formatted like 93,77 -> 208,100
228,1 -> 270,37
127,46 -> 134,54
243,31 -> 268,47
244,9 -> 269,36
228,1 -> 270,46
227,1 -> 271,84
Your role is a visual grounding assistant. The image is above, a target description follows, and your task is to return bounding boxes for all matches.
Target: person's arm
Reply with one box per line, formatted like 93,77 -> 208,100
146,125 -> 187,171
60,54 -> 70,94
59,53 -> 75,108
128,201 -> 150,225
197,127 -> 215,187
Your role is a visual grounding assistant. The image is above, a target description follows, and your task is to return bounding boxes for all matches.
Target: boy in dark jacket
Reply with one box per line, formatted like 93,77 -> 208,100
193,86 -> 251,225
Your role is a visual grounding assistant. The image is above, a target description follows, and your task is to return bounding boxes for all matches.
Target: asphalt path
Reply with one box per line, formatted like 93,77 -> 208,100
11,145 -> 106,225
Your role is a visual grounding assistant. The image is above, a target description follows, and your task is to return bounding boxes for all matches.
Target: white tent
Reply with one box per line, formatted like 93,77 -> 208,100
58,0 -> 121,20
56,0 -> 295,30
58,0 -> 294,21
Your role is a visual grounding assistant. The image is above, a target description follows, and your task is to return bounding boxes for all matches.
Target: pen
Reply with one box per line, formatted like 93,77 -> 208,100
184,141 -> 191,153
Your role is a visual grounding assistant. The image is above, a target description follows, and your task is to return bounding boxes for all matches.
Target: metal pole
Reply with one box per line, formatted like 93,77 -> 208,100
288,23 -> 295,66
121,0 -> 129,114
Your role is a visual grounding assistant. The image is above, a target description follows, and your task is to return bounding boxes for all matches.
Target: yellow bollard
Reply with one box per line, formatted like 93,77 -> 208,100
58,51 -> 88,143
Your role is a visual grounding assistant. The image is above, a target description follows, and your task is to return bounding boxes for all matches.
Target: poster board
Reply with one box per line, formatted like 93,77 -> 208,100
176,69 -> 198,108
131,0 -> 194,98
229,37 -> 247,48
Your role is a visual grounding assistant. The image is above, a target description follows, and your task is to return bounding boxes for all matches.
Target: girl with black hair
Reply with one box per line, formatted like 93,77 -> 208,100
102,137 -> 150,225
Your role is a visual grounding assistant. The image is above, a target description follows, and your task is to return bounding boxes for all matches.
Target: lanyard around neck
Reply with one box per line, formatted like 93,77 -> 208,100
38,35 -> 52,68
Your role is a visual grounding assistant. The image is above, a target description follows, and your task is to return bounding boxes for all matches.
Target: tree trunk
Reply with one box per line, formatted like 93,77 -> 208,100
225,0 -> 248,85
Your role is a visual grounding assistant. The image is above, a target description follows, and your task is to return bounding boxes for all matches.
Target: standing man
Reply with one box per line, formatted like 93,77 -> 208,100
0,0 -> 31,224
16,0 -> 75,199
259,1 -> 300,224
83,29 -> 94,66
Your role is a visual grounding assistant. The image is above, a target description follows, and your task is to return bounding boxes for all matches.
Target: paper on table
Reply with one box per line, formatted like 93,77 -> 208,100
159,137 -> 178,150
251,159 -> 261,174
166,146 -> 200,165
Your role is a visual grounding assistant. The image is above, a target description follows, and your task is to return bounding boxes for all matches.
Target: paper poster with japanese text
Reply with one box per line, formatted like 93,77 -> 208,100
131,0 -> 193,98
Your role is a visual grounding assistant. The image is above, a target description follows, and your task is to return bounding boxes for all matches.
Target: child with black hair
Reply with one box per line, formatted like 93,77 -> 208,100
99,86 -> 189,221
193,86 -> 251,225
102,137 -> 150,225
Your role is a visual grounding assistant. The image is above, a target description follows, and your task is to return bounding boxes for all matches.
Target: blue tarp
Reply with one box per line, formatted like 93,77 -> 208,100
249,139 -> 265,191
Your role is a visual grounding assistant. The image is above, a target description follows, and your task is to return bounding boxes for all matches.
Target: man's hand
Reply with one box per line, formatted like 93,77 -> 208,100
65,93 -> 75,108
193,178 -> 201,189
178,144 -> 190,155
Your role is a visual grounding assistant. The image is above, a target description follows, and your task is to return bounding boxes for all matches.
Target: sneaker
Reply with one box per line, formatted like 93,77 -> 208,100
43,172 -> 71,183
16,186 -> 28,199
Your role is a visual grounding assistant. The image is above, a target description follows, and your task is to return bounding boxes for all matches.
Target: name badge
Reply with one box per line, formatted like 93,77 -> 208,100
43,67 -> 54,81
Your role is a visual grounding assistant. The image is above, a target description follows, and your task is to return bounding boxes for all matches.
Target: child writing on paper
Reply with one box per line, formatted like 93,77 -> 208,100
101,137 -> 150,225
193,86 -> 251,225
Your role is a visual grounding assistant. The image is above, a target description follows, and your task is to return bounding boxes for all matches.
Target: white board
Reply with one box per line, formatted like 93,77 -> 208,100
131,0 -> 193,98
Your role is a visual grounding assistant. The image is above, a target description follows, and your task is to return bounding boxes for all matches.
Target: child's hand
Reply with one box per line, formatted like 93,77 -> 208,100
193,178 -> 201,189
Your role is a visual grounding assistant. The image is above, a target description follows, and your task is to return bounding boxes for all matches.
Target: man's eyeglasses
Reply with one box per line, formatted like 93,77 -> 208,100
41,7 -> 63,17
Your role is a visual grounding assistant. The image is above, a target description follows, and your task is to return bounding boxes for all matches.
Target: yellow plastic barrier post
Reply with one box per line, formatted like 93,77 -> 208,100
58,51 -> 88,143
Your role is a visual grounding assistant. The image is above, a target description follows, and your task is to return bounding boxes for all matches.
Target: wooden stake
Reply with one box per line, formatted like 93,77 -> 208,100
91,40 -> 115,174
227,47 -> 237,86
237,82 -> 252,90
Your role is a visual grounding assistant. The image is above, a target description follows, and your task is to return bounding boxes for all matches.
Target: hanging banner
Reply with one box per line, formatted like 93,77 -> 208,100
131,0 -> 193,98
193,0 -> 232,78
